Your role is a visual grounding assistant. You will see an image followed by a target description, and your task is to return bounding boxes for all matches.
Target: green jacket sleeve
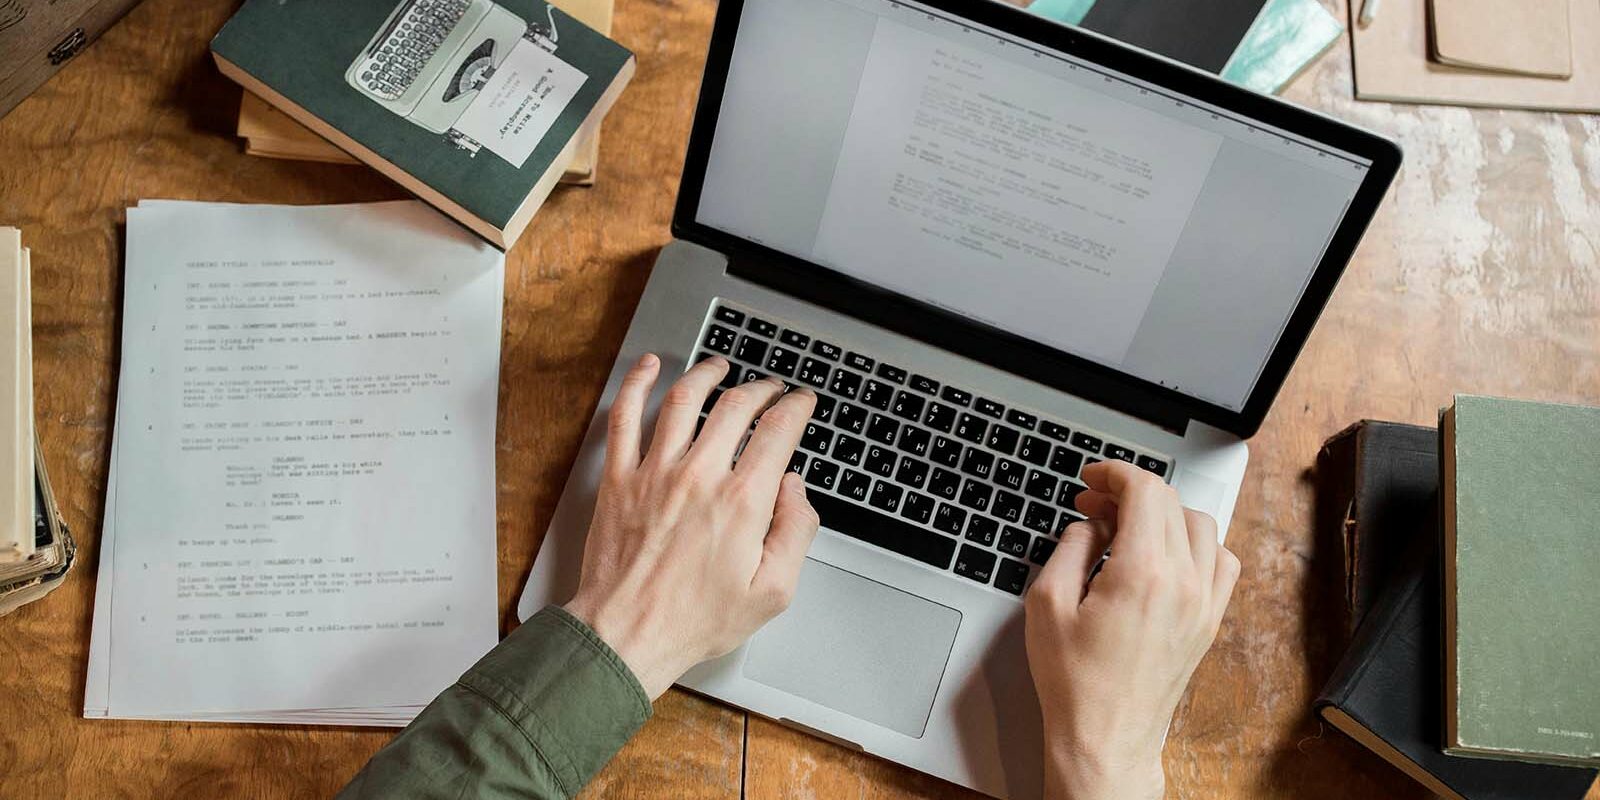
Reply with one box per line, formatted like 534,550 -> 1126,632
337,605 -> 654,800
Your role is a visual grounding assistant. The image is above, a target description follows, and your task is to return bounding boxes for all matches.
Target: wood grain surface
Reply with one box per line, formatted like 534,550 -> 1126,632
0,0 -> 1595,797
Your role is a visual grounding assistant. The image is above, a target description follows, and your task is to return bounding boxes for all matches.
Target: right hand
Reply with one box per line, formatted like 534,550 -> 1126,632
1023,461 -> 1240,800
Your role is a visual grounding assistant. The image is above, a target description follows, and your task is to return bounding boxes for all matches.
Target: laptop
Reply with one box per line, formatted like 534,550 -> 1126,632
518,0 -> 1400,796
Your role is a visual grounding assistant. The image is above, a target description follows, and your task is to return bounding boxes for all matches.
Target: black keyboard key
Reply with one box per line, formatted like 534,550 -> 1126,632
998,526 -> 1030,558
993,490 -> 1025,523
924,402 -> 958,433
1058,508 -> 1085,533
1049,446 -> 1084,478
810,394 -> 836,423
845,352 -> 874,372
941,386 -> 973,406
1024,501 -> 1056,535
805,459 -> 839,490
995,559 -> 1030,595
994,459 -> 1026,491
1025,469 -> 1059,502
809,491 -> 957,570
901,491 -> 936,524
897,425 -> 931,457
1086,457 -> 1102,468
811,340 -> 843,361
1056,480 -> 1087,509
895,457 -> 929,489
741,368 -> 767,384
954,545 -> 997,584
713,306 -> 745,326
747,317 -> 779,338
932,503 -> 966,536
985,424 -> 1020,455
1137,455 -> 1169,476
890,391 -> 925,422
1018,435 -> 1050,467
876,363 -> 907,384
955,413 -> 988,444
703,388 -> 724,415
930,436 -> 962,467
733,336 -> 768,366
800,423 -> 832,456
829,369 -> 863,399
960,448 -> 994,480
1029,537 -> 1057,566
965,516 -> 999,546
975,397 -> 1005,418
958,479 -> 993,512
860,379 -> 894,411
929,467 -> 961,500
865,445 -> 896,477
1005,409 -> 1038,430
779,329 -> 810,348
1071,432 -> 1103,453
703,324 -> 737,354
869,481 -> 904,514
834,434 -> 865,466
910,374 -> 940,395
1103,443 -> 1134,463
718,362 -> 741,389
839,469 -> 872,502
866,414 -> 900,445
787,451 -> 807,475
1039,420 -> 1071,442
764,346 -> 800,377
835,402 -> 869,434
797,357 -> 830,389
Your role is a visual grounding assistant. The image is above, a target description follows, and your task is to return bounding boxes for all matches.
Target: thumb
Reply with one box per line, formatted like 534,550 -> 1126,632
1039,518 -> 1114,605
749,472 -> 821,617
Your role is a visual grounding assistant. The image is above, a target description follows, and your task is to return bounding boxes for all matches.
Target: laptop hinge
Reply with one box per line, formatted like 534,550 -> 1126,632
723,255 -> 1194,437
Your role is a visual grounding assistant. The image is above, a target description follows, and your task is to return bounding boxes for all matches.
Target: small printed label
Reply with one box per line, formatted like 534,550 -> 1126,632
452,39 -> 587,169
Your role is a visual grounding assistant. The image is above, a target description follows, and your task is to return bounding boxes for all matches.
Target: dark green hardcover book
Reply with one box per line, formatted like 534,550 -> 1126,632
1441,395 -> 1600,767
211,0 -> 635,248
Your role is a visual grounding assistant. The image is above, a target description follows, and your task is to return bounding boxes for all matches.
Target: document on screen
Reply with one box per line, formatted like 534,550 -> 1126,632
813,22 -> 1222,364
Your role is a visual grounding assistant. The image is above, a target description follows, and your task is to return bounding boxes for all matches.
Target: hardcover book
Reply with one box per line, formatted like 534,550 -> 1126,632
211,0 -> 636,248
1441,395 -> 1600,767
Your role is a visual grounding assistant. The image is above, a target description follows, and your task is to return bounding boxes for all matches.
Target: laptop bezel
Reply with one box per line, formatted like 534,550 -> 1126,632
669,0 -> 1402,439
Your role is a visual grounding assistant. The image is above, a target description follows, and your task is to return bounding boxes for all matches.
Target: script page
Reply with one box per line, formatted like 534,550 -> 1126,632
106,201 -> 502,716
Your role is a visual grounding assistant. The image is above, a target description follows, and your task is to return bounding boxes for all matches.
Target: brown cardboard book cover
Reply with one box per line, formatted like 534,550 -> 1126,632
1352,0 -> 1600,112
1429,0 -> 1572,79
236,0 -> 613,185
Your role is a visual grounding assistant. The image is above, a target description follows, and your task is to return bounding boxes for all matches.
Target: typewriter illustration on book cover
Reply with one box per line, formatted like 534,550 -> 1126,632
344,0 -> 562,153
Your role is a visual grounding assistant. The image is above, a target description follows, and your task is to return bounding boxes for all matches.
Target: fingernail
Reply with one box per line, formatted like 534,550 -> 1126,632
637,353 -> 658,368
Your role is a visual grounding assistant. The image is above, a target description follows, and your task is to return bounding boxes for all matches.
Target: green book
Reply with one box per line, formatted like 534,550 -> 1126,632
1441,395 -> 1600,768
211,0 -> 636,248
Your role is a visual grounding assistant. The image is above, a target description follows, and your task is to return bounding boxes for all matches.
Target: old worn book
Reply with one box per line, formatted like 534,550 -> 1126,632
1429,0 -> 1572,79
211,0 -> 635,248
233,0 -> 613,185
1316,420 -> 1438,632
1442,395 -> 1600,767
1,227 -> 32,565
0,435 -> 76,616
0,0 -> 145,119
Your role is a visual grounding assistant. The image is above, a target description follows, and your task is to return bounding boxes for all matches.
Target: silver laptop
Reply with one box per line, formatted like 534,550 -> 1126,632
518,0 -> 1400,796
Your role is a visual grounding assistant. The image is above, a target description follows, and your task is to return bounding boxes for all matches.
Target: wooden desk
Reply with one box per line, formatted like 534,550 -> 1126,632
1,0 -> 1596,796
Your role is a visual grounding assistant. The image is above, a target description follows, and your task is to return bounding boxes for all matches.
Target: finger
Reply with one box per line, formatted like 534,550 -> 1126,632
1211,545 -> 1241,622
645,356 -> 730,464
692,377 -> 786,467
604,353 -> 661,476
1184,507 -> 1219,575
733,388 -> 816,480
1079,461 -> 1172,559
749,472 -> 821,617
1037,518 -> 1115,608
1073,489 -> 1118,521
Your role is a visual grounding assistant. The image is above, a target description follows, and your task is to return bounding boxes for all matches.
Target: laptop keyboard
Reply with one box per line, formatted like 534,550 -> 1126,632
691,301 -> 1172,598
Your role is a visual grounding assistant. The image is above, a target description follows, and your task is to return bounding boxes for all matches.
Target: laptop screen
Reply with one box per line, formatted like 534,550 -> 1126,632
692,0 -> 1374,413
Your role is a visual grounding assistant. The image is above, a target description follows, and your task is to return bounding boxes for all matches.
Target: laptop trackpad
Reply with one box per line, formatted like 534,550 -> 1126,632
742,558 -> 961,738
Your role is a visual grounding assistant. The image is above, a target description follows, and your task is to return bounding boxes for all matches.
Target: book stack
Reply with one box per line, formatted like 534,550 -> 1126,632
211,0 -> 637,248
1,227 -> 75,617
234,0 -> 614,187
1313,398 -> 1600,799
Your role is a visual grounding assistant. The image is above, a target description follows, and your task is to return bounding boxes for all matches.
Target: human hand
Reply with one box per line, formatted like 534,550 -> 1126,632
564,354 -> 820,700
1023,461 -> 1240,800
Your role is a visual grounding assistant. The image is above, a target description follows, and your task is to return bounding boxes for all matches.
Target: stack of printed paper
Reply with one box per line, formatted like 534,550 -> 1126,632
85,200 -> 504,725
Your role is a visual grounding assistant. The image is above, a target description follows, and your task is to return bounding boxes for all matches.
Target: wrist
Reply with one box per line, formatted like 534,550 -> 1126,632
563,595 -> 686,701
1040,723 -> 1164,800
